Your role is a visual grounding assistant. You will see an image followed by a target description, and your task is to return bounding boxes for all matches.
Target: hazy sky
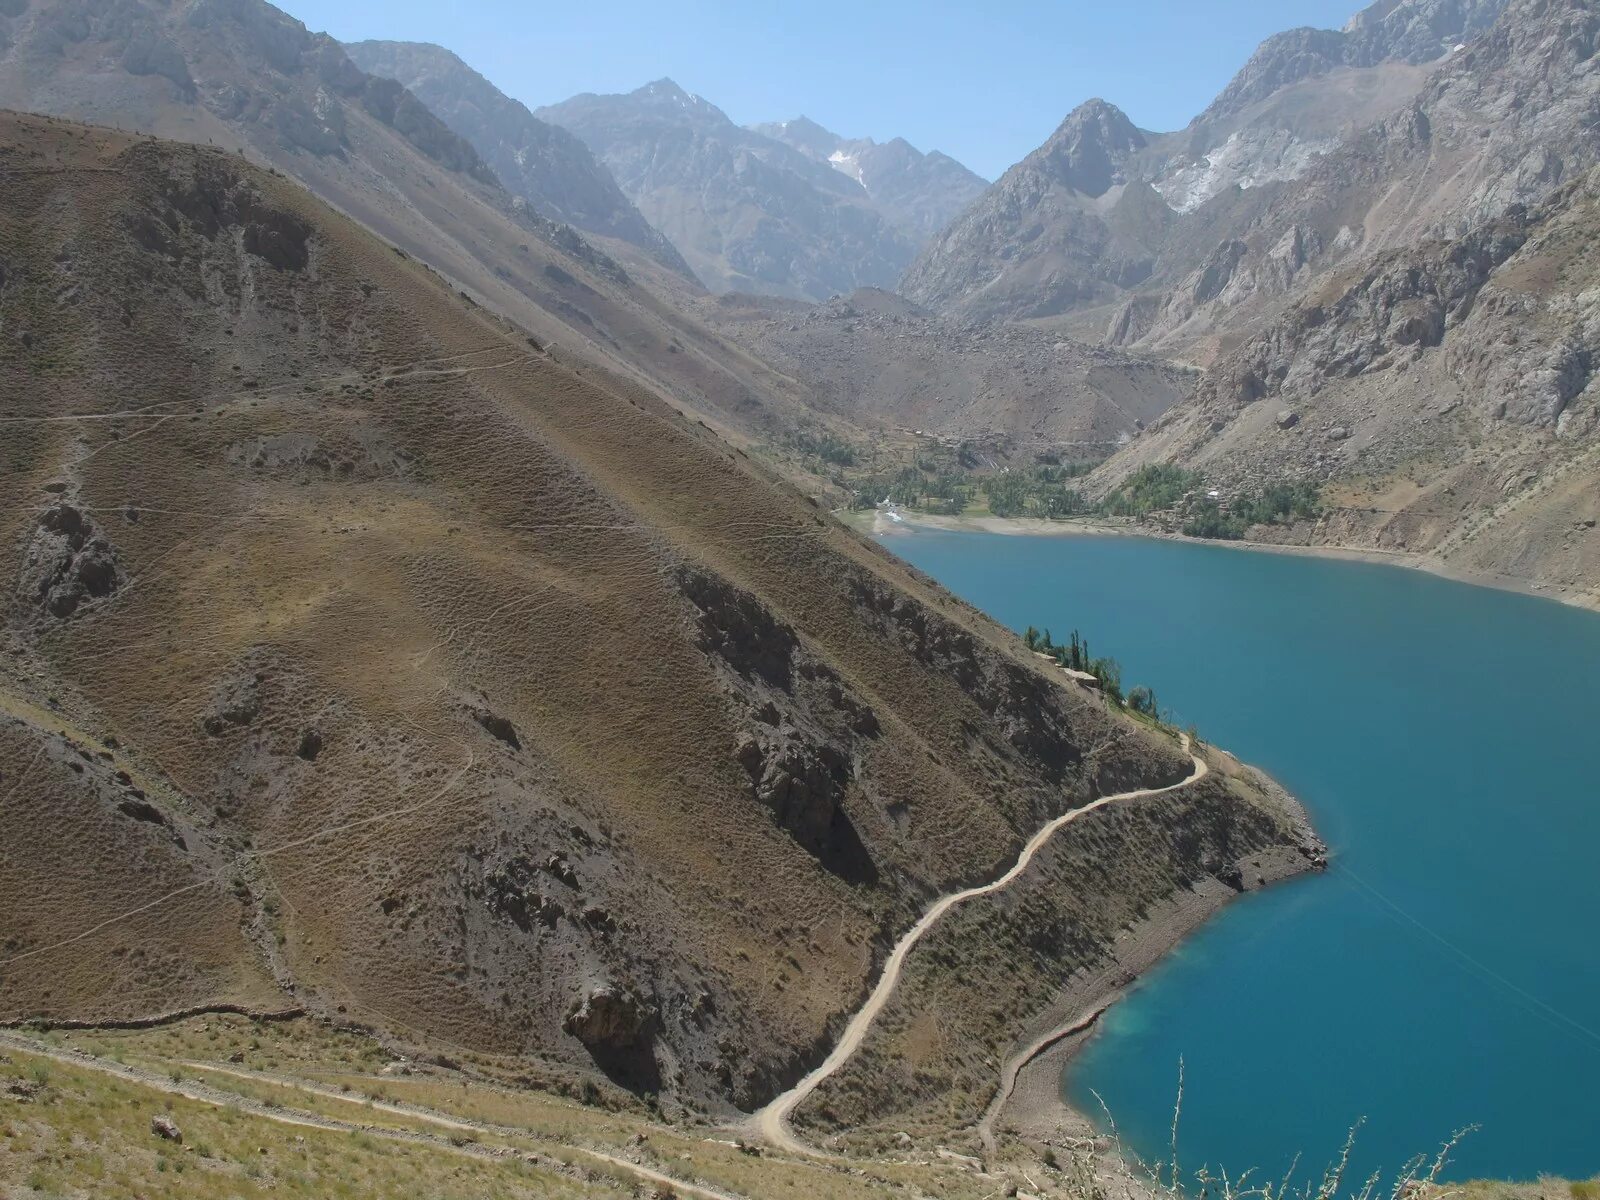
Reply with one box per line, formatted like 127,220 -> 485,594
283,0 -> 1363,180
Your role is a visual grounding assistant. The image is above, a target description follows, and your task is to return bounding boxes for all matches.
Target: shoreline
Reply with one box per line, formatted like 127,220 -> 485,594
981,761 -> 1324,1156
848,508 -> 1600,613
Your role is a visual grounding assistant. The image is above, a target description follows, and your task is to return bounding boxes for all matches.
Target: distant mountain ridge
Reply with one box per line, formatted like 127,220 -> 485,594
343,39 -> 694,278
1087,0 -> 1600,603
536,79 -> 923,300
900,0 -> 1512,322
753,116 -> 988,240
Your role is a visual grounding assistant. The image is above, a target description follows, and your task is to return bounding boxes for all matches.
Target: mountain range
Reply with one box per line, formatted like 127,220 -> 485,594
753,114 -> 989,240
1,0 -> 1599,1189
902,0 -> 1513,325
535,79 -> 942,300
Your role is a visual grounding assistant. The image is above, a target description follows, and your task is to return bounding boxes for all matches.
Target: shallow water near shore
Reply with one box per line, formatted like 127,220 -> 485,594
875,526 -> 1600,1183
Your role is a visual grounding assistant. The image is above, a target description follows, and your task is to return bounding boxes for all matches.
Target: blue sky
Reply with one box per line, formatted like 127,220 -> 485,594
283,0 -> 1364,180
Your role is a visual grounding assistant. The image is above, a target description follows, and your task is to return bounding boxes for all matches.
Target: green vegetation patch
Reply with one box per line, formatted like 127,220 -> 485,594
1182,479 -> 1323,539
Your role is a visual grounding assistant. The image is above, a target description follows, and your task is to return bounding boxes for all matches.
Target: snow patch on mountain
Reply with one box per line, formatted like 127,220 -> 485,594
828,148 -> 866,186
1154,128 -> 1340,213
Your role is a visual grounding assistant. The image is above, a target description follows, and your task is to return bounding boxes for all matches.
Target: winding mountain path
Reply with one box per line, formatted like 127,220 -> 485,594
753,735 -> 1208,1155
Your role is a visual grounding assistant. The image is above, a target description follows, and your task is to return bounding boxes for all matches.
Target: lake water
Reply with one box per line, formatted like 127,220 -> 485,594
875,527 -> 1600,1184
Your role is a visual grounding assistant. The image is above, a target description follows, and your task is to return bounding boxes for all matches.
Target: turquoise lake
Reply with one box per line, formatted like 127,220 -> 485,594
875,527 -> 1600,1184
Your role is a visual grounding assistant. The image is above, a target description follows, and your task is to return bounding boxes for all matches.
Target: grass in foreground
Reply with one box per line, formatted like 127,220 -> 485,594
4,1018 -> 1594,1200
1,1018 -> 1039,1200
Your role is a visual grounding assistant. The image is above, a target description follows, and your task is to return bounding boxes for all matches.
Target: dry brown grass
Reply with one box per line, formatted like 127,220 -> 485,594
1,1022 -> 1083,1199
0,111 -> 1306,1137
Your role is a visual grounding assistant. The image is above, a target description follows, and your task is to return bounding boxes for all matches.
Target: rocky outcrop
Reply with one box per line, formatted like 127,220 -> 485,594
563,982 -> 652,1050
132,164 -> 312,274
843,570 -> 1191,797
484,854 -> 568,932
201,670 -> 262,736
677,566 -> 879,882
17,503 -> 124,620
120,30 -> 194,96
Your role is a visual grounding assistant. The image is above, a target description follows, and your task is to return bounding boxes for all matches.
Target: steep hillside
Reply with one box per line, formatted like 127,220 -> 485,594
0,0 -> 847,454
1198,0 -> 1506,123
537,80 -> 918,300
901,0 -> 1510,327
0,111 -> 1309,1132
754,115 -> 989,240
342,38 -> 694,280
704,288 -> 1191,451
1107,0 -> 1599,361
1091,164 -> 1600,603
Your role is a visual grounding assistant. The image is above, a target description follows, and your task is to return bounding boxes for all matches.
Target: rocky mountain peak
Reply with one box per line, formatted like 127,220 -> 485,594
1203,0 -> 1509,123
1034,97 -> 1147,197
628,77 -> 729,125
759,115 -> 842,159
1342,0 -> 1508,64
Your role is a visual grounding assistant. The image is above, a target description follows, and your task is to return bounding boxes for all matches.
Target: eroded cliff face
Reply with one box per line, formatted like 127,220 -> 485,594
1092,165 -> 1600,601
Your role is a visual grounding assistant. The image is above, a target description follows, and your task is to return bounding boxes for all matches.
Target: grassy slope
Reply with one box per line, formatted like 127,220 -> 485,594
0,112 -> 1306,1135
0,1016 -> 1063,1199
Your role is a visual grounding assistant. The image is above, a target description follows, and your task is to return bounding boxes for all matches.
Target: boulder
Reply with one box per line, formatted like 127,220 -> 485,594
201,672 -> 262,736
18,504 -> 125,619
1275,409 -> 1300,429
562,983 -> 651,1050
150,1115 -> 182,1142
